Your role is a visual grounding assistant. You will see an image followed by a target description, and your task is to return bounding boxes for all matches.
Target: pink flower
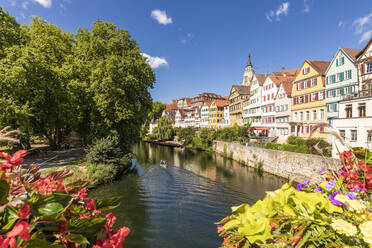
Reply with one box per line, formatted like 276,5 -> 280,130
6,221 -> 31,241
217,225 -> 224,234
18,204 -> 30,219
94,227 -> 130,248
103,213 -> 116,230
85,199 -> 95,211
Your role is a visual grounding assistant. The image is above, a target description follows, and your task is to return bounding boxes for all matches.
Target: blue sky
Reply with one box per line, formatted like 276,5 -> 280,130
2,0 -> 372,103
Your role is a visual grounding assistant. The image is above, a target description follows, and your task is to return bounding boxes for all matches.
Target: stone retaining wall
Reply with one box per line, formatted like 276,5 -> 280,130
213,141 -> 340,183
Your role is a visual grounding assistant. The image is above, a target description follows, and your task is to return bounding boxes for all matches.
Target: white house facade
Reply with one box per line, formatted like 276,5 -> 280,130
261,75 -> 280,132
325,48 -> 360,125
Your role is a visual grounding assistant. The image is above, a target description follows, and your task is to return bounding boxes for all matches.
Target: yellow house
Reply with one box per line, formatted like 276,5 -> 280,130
291,60 -> 330,139
208,99 -> 229,128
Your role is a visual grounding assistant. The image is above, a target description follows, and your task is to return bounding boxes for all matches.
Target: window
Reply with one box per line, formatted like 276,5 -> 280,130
332,75 -> 336,83
346,70 -> 352,80
320,109 -> 325,120
311,93 -> 316,101
303,67 -> 310,74
336,57 -> 345,66
351,130 -> 357,142
300,112 -> 304,121
311,78 -> 316,87
368,131 -> 372,142
319,91 -> 325,100
312,110 -> 317,120
367,62 -> 372,73
293,112 -> 297,122
358,103 -> 366,117
333,103 -> 338,112
299,96 -> 303,104
306,111 -> 310,120
346,104 -> 352,118
339,130 -> 345,139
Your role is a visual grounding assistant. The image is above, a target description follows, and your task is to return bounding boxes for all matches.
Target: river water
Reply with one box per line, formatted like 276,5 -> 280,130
90,142 -> 287,248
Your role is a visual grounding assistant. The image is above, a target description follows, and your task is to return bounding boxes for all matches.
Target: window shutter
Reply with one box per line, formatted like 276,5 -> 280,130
327,104 -> 330,112
316,92 -> 319,100
361,64 -> 365,74
349,69 -> 352,79
341,72 -> 344,81
307,80 -> 310,87
342,57 -> 344,65
336,59 -> 338,66
326,77 -> 328,84
314,78 -> 317,85
302,68 -> 305,74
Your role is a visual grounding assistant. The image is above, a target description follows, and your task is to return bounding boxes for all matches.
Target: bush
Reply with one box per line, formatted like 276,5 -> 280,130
87,163 -> 118,185
86,136 -> 123,165
287,136 -> 331,156
280,144 -> 298,152
266,142 -> 282,150
175,127 -> 195,146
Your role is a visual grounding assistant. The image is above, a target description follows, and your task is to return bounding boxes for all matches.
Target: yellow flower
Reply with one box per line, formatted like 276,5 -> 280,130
331,219 -> 358,237
347,200 -> 367,214
334,194 -> 349,204
360,221 -> 372,246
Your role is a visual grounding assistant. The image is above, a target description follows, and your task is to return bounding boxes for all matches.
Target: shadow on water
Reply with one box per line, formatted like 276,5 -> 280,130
90,142 -> 287,248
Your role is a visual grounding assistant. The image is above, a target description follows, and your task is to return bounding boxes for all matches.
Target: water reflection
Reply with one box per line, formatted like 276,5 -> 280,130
90,143 -> 287,248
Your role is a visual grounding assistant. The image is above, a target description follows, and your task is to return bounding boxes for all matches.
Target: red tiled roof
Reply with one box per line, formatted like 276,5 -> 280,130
282,80 -> 294,97
255,74 -> 267,86
306,60 -> 331,75
212,99 -> 229,107
341,48 -> 361,62
231,85 -> 251,95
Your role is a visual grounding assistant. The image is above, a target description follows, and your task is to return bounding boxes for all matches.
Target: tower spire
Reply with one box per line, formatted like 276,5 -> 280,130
247,53 -> 252,67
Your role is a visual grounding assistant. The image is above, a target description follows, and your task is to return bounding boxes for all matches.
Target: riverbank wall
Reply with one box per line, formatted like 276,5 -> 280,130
213,141 -> 340,183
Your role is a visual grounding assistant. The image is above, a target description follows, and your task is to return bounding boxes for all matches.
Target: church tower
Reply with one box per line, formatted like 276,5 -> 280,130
242,54 -> 255,86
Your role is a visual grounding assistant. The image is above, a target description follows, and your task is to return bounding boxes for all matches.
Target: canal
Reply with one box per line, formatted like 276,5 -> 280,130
90,142 -> 287,248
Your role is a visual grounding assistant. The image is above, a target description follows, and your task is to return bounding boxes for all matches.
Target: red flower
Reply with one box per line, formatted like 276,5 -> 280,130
34,175 -> 66,195
18,204 -> 30,219
85,199 -> 96,211
80,214 -> 89,219
217,225 -> 224,234
93,227 -> 130,248
366,173 -> 372,181
103,213 -> 116,230
290,231 -> 304,246
342,171 -> 359,181
6,221 -> 30,241
0,150 -> 27,172
357,161 -> 371,172
269,221 -> 278,228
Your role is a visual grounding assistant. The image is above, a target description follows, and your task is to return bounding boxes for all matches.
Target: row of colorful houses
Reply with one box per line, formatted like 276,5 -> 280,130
162,38 -> 372,157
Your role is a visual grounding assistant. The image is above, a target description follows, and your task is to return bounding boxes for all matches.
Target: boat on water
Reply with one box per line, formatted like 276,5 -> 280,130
160,160 -> 168,168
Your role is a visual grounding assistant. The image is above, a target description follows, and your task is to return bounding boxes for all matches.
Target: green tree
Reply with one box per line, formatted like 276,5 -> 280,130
0,17 -> 74,149
141,101 -> 165,137
69,20 -> 155,151
0,7 -> 24,58
151,116 -> 174,141
175,127 -> 195,146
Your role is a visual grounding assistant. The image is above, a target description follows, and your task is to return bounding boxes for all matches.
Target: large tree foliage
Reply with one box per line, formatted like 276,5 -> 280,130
141,101 -> 165,137
151,116 -> 174,141
0,18 -> 74,149
0,7 -> 24,58
0,14 -> 155,151
68,20 -> 155,151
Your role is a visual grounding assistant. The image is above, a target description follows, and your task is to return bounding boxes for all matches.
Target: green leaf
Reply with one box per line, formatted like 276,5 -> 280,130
94,196 -> 122,211
66,218 -> 106,235
65,234 -> 89,244
23,239 -> 64,248
0,206 -> 19,234
38,202 -> 64,215
0,179 -> 10,204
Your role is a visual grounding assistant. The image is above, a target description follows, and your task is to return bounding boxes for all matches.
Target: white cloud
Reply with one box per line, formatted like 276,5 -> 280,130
338,21 -> 343,27
32,0 -> 52,8
266,2 -> 290,22
353,13 -> 372,34
303,0 -> 310,13
22,1 -> 29,9
151,9 -> 172,25
359,30 -> 372,44
142,53 -> 168,69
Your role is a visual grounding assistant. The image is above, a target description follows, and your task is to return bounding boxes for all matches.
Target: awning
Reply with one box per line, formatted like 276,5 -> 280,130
250,127 -> 269,131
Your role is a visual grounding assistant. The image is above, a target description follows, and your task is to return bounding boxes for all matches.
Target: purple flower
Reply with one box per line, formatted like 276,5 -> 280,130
296,179 -> 310,191
329,192 -> 342,206
314,187 -> 321,192
325,179 -> 336,191
318,165 -> 326,174
344,192 -> 357,200
336,170 -> 346,175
